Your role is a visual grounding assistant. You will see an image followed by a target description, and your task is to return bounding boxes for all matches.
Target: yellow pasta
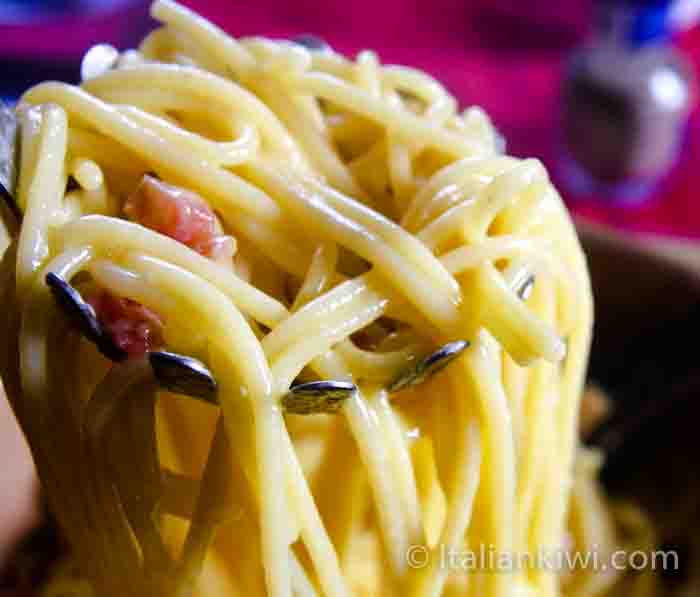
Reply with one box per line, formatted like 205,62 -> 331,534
0,2 -> 645,597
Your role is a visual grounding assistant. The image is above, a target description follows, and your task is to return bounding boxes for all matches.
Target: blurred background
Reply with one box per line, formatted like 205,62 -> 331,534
1,0 -> 700,592
0,0 -> 699,233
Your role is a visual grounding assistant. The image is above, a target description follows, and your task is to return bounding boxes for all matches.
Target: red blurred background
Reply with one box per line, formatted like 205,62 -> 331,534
1,0 -> 699,235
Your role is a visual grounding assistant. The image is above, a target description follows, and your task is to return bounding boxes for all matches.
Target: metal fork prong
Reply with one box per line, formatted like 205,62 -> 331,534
149,351 -> 218,404
282,380 -> 357,415
388,340 -> 470,394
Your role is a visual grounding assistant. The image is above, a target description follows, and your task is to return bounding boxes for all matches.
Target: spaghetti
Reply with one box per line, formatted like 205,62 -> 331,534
0,2 -> 639,595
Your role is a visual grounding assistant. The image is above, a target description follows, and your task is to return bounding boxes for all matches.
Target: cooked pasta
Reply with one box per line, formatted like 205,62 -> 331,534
0,2 -> 643,596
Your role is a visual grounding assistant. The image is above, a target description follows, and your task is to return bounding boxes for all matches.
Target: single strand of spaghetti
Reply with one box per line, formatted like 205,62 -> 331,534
355,51 -> 382,98
116,48 -> 147,68
386,127 -> 416,209
295,90 -> 328,131
116,105 -> 259,167
57,216 -> 288,327
371,391 -> 424,548
60,186 -> 113,222
22,83 -> 282,222
459,106 -> 499,153
139,26 -> 225,76
98,254 -> 291,597
500,259 -> 535,454
333,340 -> 425,384
151,0 -> 256,77
52,191 -> 81,227
294,72 -> 482,157
308,49 -> 354,79
290,554 -> 319,597
237,37 -> 311,79
423,94 -> 457,124
70,157 -> 103,191
15,105 -> 43,211
16,105 -> 67,292
291,243 -> 338,311
138,26 -> 182,59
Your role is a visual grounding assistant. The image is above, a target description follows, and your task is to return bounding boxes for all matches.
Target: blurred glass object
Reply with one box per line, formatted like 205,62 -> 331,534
0,0 -> 141,23
0,0 -> 149,102
560,0 -> 696,204
471,0 -> 590,50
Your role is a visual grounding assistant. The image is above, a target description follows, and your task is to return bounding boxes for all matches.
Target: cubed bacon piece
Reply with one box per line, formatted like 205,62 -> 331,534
124,175 -> 234,261
88,291 -> 164,357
